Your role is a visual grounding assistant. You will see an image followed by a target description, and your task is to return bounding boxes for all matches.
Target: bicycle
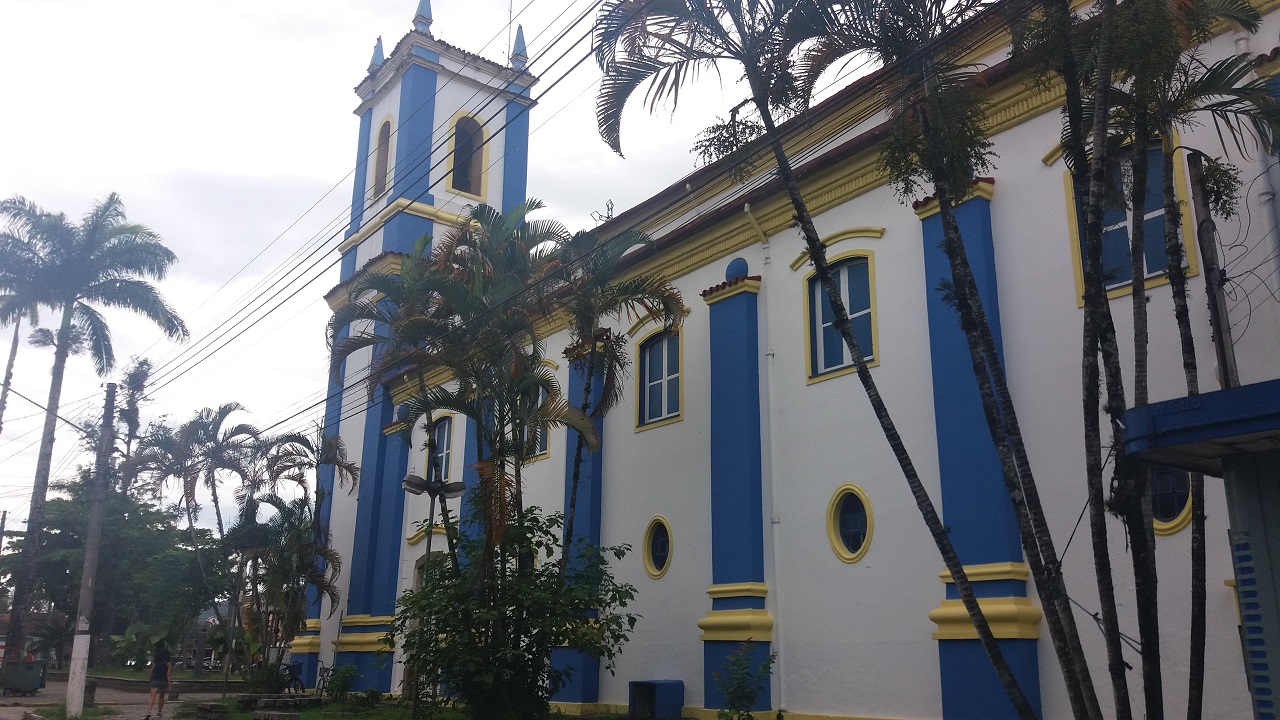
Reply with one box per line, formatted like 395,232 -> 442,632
280,662 -> 305,695
315,662 -> 332,698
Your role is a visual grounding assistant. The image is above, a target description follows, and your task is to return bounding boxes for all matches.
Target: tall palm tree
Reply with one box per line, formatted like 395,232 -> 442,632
0,193 -> 188,670
549,228 -> 683,571
594,2 -> 1039,715
0,220 -> 46,441
192,403 -> 259,540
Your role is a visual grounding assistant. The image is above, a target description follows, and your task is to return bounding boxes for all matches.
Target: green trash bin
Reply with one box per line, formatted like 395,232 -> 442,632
2,660 -> 46,697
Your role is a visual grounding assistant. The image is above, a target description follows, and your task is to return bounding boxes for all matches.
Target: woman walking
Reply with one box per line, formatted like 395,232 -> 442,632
145,642 -> 171,719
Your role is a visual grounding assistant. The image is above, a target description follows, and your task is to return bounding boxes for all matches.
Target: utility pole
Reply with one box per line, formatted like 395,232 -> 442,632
66,383 -> 114,719
1188,151 -> 1240,390
0,511 -> 9,558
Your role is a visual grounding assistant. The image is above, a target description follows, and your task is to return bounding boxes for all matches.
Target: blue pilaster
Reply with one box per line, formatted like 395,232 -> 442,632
347,110 -> 373,238
337,370 -> 398,692
501,100 -> 530,214
384,63 -> 437,254
551,358 -> 605,704
918,188 -> 1041,719
298,324 -> 350,687
371,426 -> 409,618
699,264 -> 770,713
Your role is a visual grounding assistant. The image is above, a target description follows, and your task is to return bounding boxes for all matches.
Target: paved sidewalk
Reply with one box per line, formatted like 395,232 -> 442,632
0,681 -> 229,719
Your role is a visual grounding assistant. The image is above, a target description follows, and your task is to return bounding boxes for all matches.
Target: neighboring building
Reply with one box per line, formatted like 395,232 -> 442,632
297,1 -> 1280,718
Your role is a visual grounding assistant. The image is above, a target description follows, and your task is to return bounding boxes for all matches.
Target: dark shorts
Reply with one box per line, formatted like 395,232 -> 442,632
151,680 -> 168,689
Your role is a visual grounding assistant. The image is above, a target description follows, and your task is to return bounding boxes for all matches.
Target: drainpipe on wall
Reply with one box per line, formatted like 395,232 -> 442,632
745,203 -> 787,712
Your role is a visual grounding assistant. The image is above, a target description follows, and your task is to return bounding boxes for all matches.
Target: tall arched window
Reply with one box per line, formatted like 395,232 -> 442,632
372,121 -> 391,198
451,116 -> 483,196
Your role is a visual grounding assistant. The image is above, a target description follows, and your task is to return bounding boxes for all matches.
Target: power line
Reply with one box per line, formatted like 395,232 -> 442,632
141,1 -> 602,392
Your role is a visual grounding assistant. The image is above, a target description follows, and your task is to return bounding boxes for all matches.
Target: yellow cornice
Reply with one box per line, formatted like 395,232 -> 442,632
706,582 -> 768,599
383,420 -> 409,436
929,597 -> 1042,640
701,278 -> 761,305
789,227 -> 886,271
340,614 -> 395,627
407,525 -> 448,546
339,199 -> 465,255
913,179 -> 997,219
697,608 -> 774,642
305,618 -> 321,631
937,562 -> 1031,584
289,635 -> 322,653
326,253 -> 404,311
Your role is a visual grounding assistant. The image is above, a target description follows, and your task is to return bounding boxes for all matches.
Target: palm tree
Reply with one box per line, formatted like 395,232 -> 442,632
0,193 -> 188,670
549,228 -> 683,571
192,403 -> 259,540
594,2 -> 1040,715
0,221 -> 46,441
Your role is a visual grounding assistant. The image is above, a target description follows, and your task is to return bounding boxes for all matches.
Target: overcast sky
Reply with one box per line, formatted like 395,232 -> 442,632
0,0 -> 743,531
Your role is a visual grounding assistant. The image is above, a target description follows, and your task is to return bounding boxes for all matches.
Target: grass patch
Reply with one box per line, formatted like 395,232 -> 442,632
37,703 -> 120,720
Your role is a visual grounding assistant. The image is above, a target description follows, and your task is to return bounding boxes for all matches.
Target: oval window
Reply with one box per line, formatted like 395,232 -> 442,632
827,484 -> 874,563
643,516 -> 672,579
1151,465 -> 1192,535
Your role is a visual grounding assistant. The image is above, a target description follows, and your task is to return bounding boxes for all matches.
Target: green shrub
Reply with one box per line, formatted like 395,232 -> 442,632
327,664 -> 359,702
713,642 -> 776,720
391,507 -> 637,720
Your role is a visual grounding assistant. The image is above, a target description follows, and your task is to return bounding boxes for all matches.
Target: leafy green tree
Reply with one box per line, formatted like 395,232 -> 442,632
0,469 -> 220,668
391,507 -> 636,720
0,193 -> 188,670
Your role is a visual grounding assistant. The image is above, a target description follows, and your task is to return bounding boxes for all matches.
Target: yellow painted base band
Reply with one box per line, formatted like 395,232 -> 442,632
706,582 -> 768,599
333,634 -> 393,652
549,702 -> 628,716
936,561 -> 1030,584
928,597 -> 1042,640
305,618 -> 321,631
697,608 -> 774,642
682,708 -> 904,720
341,614 -> 395,627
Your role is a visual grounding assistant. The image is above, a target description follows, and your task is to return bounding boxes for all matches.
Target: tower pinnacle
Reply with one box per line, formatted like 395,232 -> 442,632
368,37 -> 385,74
414,0 -> 433,36
511,25 -> 527,70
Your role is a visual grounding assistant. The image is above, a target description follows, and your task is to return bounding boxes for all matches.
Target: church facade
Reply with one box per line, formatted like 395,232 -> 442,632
295,1 -> 1280,718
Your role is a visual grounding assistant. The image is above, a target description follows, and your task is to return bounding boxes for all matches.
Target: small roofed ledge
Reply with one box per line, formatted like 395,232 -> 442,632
1122,378 -> 1280,477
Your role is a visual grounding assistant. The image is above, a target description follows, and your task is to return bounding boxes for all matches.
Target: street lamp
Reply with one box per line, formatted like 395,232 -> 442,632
402,441 -> 465,559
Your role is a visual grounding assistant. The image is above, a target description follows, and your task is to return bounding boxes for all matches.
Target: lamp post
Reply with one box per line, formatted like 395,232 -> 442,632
402,432 -> 464,720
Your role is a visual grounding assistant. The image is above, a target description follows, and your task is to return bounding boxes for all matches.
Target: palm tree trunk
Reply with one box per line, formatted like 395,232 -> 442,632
750,97 -> 1038,720
561,340 -> 598,576
1159,124 -> 1205,720
1131,118 -> 1152,408
208,471 -> 227,540
0,319 -> 21,440
5,304 -> 74,670
1188,470 -> 1206,720
1075,6 -> 1138,713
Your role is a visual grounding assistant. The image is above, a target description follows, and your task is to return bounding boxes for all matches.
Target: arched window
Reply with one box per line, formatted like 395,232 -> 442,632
808,255 -> 874,378
372,121 -> 391,198
451,116 -> 483,196
638,330 -> 680,426
1151,465 -> 1192,535
428,416 -> 452,482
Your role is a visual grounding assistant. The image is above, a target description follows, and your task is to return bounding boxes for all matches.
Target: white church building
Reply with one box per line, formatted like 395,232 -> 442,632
291,0 -> 1280,717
